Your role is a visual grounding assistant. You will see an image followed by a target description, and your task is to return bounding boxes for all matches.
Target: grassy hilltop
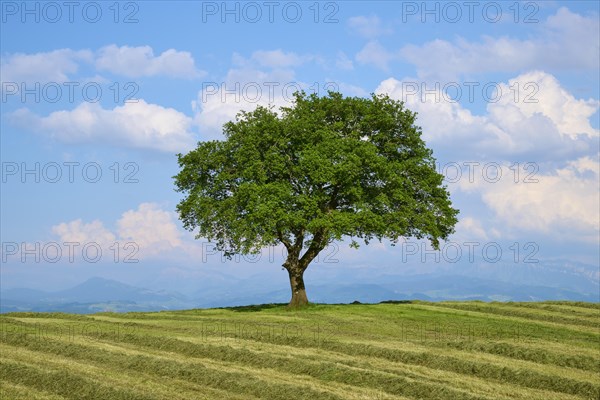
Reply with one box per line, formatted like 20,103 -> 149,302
1,301 -> 598,399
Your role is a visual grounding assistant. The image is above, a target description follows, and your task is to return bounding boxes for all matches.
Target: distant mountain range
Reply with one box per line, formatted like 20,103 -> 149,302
0,277 -> 193,313
1,272 -> 597,313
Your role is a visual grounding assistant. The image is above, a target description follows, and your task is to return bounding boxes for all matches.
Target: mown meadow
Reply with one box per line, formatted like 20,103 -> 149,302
1,301 -> 598,399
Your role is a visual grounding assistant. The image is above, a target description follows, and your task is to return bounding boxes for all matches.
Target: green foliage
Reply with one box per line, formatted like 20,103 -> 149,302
174,91 -> 458,260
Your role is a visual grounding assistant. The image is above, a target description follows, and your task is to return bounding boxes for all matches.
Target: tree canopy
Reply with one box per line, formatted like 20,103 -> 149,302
174,91 -> 458,306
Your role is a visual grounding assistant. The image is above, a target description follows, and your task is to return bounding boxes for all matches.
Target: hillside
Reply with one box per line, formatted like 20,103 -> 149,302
1,301 -> 598,399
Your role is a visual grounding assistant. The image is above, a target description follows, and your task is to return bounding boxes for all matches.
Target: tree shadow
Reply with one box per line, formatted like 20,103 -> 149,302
221,303 -> 288,312
221,300 -> 414,312
379,300 -> 413,304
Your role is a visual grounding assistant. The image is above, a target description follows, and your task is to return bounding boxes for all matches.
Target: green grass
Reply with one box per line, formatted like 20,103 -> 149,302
1,301 -> 598,399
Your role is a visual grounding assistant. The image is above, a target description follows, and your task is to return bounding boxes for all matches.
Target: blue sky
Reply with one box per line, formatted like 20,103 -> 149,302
1,1 -> 599,297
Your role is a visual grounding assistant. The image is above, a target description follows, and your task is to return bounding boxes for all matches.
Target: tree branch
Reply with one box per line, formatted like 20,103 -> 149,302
276,226 -> 292,251
292,230 -> 304,256
299,228 -> 328,269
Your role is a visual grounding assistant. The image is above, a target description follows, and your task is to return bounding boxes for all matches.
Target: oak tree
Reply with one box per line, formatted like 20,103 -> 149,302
174,92 -> 458,307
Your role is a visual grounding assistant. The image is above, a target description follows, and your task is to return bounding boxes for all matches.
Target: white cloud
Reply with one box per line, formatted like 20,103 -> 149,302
192,66 -> 297,137
194,49 -> 368,136
52,219 -> 116,248
250,49 -> 307,68
399,7 -> 599,80
491,71 -> 599,139
48,203 -> 185,261
355,41 -> 396,71
347,15 -> 391,39
542,7 -> 600,69
477,159 -> 599,242
95,45 -> 203,78
0,49 -> 93,83
117,203 -> 183,256
445,159 -> 600,243
232,50 -> 314,70
336,82 -> 368,97
1,45 -> 202,86
454,217 -> 491,241
335,51 -> 354,70
569,156 -> 599,174
10,100 -> 196,153
375,71 -> 598,160
400,37 -> 537,80
195,49 -> 327,137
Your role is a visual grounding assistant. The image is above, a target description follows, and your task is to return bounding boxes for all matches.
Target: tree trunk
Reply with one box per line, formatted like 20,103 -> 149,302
282,232 -> 326,308
287,265 -> 308,307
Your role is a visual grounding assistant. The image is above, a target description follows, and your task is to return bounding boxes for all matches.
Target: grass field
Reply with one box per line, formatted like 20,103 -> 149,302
0,301 -> 598,399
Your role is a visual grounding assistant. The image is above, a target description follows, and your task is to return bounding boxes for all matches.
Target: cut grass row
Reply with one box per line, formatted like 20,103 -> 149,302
1,301 -> 598,399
